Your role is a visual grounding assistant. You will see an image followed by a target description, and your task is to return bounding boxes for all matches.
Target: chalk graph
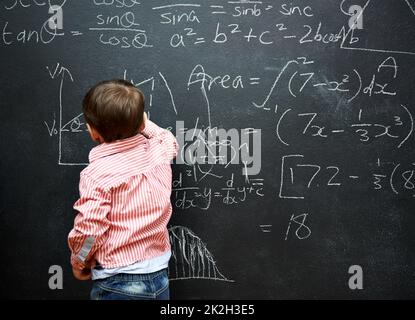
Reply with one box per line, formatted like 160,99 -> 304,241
168,226 -> 234,282
51,65 -> 178,166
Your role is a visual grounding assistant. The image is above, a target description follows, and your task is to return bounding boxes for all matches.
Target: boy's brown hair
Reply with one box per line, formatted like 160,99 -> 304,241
83,79 -> 145,143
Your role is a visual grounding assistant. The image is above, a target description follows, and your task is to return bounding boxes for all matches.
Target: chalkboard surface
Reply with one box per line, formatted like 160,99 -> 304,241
1,0 -> 414,299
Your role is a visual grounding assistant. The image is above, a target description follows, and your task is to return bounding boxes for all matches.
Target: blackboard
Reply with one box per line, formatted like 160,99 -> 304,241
1,0 -> 414,299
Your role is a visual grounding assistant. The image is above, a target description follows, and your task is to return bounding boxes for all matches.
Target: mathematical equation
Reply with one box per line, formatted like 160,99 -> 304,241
260,212 -> 312,242
173,168 -> 264,211
274,103 -> 413,149
13,2 -> 413,214
279,155 -> 415,200
0,1 -> 351,49
45,56 -> 413,152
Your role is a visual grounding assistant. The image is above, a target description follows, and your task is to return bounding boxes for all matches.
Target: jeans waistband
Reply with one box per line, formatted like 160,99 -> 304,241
95,268 -> 168,282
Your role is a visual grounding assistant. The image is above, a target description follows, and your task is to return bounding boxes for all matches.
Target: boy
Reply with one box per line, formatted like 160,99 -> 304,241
68,79 -> 178,300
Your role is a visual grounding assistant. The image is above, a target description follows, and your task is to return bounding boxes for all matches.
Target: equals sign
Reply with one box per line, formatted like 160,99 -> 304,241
265,5 -> 273,10
211,5 -> 226,14
250,77 -> 260,85
260,225 -> 272,233
214,192 -> 222,197
194,37 -> 206,45
70,31 -> 83,36
250,179 -> 264,186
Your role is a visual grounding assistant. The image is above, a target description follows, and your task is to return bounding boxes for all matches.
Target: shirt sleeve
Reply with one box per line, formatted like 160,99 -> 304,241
164,130 -> 179,161
68,174 -> 111,270
141,119 -> 166,139
141,119 -> 179,161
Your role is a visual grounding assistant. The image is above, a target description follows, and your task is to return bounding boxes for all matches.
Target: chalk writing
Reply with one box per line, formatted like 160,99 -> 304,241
8,0 -> 412,291
169,226 -> 234,282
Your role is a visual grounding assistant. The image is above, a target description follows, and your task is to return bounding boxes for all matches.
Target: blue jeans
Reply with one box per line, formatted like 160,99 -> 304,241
90,269 -> 170,300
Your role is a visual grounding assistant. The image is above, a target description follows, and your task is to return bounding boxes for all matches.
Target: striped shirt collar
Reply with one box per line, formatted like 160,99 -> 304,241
89,133 -> 146,163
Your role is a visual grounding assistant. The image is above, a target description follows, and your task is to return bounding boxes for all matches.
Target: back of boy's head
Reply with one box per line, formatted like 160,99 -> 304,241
83,79 -> 145,143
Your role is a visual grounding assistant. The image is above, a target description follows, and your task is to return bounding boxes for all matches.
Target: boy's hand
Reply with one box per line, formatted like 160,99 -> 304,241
72,266 -> 92,281
72,259 -> 96,281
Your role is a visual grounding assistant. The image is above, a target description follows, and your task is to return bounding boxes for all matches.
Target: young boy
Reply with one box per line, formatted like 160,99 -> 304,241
68,79 -> 178,300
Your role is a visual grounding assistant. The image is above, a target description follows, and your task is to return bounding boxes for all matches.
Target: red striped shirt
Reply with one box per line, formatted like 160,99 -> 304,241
68,120 -> 178,270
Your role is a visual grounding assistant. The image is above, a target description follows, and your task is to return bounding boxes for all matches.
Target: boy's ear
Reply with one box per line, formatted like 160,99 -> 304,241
138,112 -> 147,132
86,123 -> 104,143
